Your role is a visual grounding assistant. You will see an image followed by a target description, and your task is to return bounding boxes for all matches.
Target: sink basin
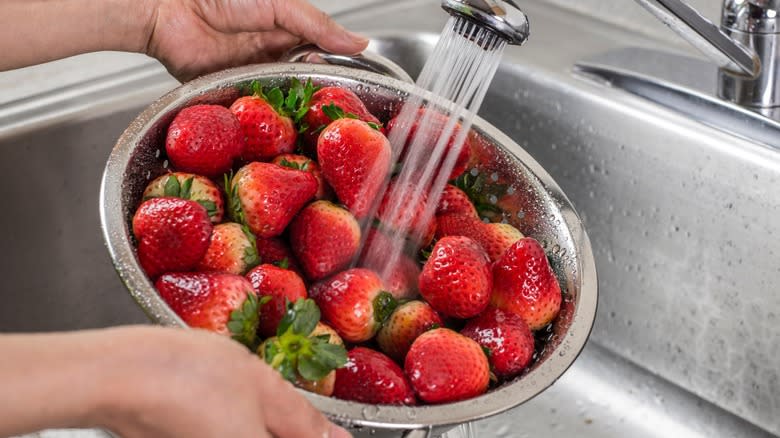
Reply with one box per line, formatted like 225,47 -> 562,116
1,0 -> 777,436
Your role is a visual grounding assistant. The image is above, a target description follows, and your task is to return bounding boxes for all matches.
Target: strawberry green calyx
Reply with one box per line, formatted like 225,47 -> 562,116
241,225 -> 261,269
373,291 -> 399,326
278,158 -> 311,171
452,171 -> 507,221
274,257 -> 290,270
321,103 -> 383,131
261,299 -> 348,383
156,175 -> 218,218
249,78 -> 316,124
224,172 -> 245,225
227,293 -> 268,349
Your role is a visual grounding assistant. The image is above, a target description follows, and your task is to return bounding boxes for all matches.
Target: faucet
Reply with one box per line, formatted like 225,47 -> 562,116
634,0 -> 779,117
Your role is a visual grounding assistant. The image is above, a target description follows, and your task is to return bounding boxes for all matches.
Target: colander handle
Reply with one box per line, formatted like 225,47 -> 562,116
283,43 -> 415,84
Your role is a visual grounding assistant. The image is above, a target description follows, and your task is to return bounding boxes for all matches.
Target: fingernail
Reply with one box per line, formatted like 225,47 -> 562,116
329,423 -> 353,438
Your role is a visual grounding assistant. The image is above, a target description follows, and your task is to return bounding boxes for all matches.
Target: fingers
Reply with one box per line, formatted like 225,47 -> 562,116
270,0 -> 368,55
257,365 -> 351,438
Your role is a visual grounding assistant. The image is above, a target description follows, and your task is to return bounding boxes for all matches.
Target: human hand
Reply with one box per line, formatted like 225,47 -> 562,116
91,326 -> 351,438
141,0 -> 369,81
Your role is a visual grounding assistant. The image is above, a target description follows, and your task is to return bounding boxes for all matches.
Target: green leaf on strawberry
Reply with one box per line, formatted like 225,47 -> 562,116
278,158 -> 310,171
273,257 -> 290,270
196,200 -> 218,218
164,175 -> 180,197
224,171 -> 245,225
240,224 -> 261,269
452,171 -> 507,221
227,293 -> 268,349
373,291 -> 398,325
261,298 -> 348,383
180,176 -> 194,199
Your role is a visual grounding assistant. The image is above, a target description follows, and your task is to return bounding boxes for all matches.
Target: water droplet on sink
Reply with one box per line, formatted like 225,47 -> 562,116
362,405 -> 379,419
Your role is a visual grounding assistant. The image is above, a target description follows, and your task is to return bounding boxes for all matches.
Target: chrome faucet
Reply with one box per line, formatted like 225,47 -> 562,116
634,0 -> 779,116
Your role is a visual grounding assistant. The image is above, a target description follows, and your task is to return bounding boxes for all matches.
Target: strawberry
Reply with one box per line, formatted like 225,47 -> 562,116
418,236 -> 492,319
309,268 -> 397,343
386,107 -> 472,180
436,214 -> 523,262
297,322 -> 344,396
301,87 -> 381,151
143,172 -> 224,223
405,328 -> 490,404
259,299 -> 348,388
491,237 -> 562,330
376,300 -> 443,363
227,162 -> 317,238
376,177 -> 437,248
165,104 -> 244,178
156,272 -> 259,347
333,347 -> 416,405
437,184 -> 477,218
289,200 -> 361,281
359,228 -> 420,300
461,307 -> 535,379
272,153 -> 333,200
450,171 -> 508,221
229,79 -> 314,162
197,223 -> 260,275
132,197 -> 212,278
254,237 -> 304,278
317,118 -> 392,219
246,262 -> 307,338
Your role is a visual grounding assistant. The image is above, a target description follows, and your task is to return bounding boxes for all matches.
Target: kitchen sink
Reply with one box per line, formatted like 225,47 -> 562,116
1,0 -> 778,437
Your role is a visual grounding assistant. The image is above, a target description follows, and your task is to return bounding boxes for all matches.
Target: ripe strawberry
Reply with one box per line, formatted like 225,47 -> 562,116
309,268 -> 397,343
318,118 -> 392,219
156,272 -> 259,347
289,200 -> 361,281
197,223 -> 259,275
229,79 -> 314,162
461,307 -> 535,379
436,213 -> 523,262
254,237 -> 304,278
376,300 -> 443,362
165,104 -> 244,178
297,322 -> 344,396
359,228 -> 420,300
405,328 -> 490,404
132,197 -> 212,278
272,153 -> 333,200
437,184 -> 477,218
492,237 -> 562,330
227,162 -> 317,238
259,299 -> 348,388
333,347 -> 416,405
143,172 -> 224,223
386,107 -> 472,180
376,177 -> 437,248
301,87 -> 381,151
418,236 -> 492,319
246,262 -> 307,338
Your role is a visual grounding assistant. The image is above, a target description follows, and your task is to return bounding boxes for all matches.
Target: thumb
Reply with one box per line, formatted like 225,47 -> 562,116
271,0 -> 369,55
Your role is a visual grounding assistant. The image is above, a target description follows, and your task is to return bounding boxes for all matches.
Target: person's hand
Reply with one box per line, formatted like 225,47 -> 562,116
141,0 -> 369,81
92,326 -> 351,438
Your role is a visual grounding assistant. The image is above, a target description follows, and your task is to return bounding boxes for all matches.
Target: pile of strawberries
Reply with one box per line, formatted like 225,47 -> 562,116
131,78 -> 563,406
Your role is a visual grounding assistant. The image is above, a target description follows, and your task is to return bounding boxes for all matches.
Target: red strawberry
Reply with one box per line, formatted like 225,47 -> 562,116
227,162 -> 317,238
309,268 -> 397,343
301,87 -> 381,151
246,263 -> 307,338
333,347 -> 416,405
359,228 -> 420,300
165,104 -> 244,178
156,272 -> 259,347
461,307 -> 535,379
229,79 -> 314,162
436,214 -> 523,262
405,328 -> 490,404
318,118 -> 392,219
377,300 -> 443,362
491,237 -> 562,330
132,197 -> 212,278
289,200 -> 361,281
386,107 -> 472,180
272,153 -> 333,200
376,177 -> 437,248
254,237 -> 304,278
197,223 -> 259,275
418,236 -> 492,319
437,184 -> 478,218
143,172 -> 224,223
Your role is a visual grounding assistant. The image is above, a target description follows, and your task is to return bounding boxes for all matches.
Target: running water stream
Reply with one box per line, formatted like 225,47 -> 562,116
357,15 -> 508,290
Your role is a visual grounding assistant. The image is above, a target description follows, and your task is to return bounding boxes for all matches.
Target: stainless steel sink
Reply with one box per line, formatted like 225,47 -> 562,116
1,0 -> 778,436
